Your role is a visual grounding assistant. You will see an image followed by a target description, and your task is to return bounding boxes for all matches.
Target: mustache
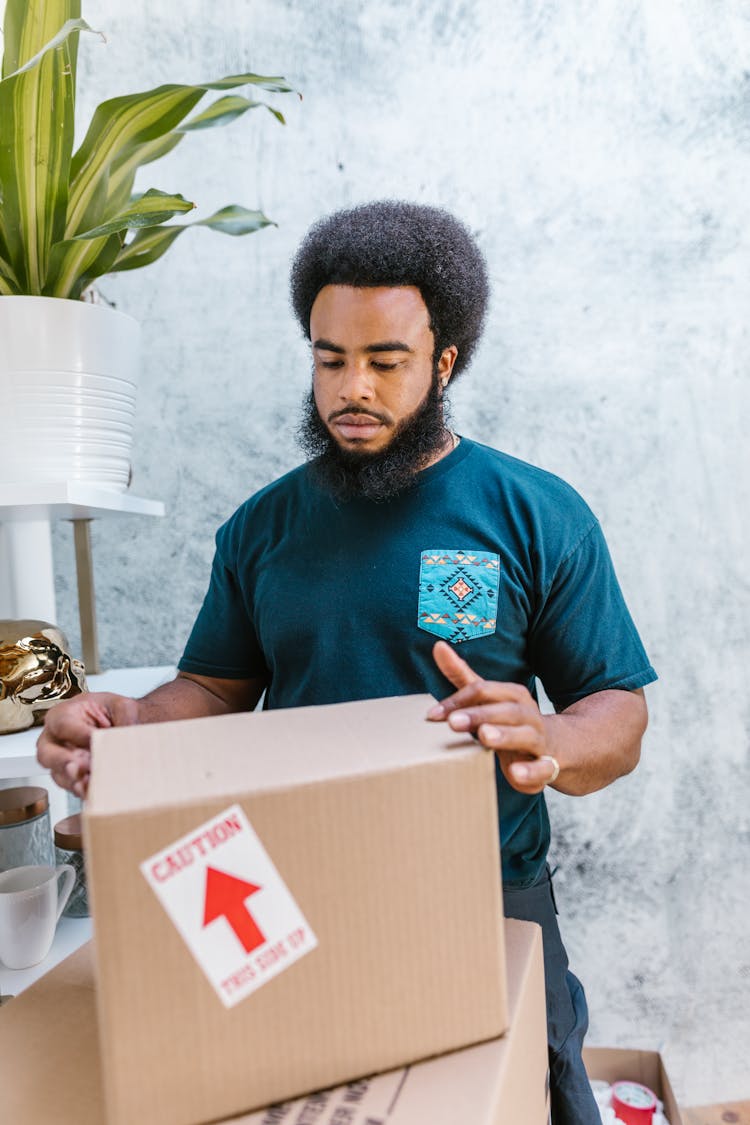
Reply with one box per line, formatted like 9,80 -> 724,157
327,406 -> 391,425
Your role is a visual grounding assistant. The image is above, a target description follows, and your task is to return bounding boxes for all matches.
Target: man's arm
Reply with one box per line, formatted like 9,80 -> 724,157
37,671 -> 268,798
136,672 -> 266,722
428,641 -> 647,796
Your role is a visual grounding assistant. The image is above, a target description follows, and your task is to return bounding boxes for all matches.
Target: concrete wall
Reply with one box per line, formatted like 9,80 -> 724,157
50,0 -> 748,1106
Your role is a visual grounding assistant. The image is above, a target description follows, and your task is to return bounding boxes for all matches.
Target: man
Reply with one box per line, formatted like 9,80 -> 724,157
39,200 -> 656,1124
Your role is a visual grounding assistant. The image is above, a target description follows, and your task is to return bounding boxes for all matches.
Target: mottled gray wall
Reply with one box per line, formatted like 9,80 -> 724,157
52,0 -> 749,1106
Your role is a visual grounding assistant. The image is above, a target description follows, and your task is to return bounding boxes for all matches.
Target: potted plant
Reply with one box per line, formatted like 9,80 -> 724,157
0,0 -> 296,490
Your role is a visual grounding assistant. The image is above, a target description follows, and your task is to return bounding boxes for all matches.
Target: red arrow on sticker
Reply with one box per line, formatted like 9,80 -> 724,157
202,867 -> 265,954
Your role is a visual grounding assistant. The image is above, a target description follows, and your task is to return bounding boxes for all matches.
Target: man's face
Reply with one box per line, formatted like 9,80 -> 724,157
309,285 -> 453,454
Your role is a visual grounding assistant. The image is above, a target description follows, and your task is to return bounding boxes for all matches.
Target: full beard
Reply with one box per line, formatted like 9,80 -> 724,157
297,375 -> 450,503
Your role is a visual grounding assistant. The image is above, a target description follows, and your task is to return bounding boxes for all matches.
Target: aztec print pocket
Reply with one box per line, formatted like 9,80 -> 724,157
417,549 -> 500,643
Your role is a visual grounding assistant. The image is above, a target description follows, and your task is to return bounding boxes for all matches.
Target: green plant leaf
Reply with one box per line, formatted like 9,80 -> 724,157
263,105 -> 286,125
66,71 -> 297,241
0,0 -> 296,299
73,188 -> 195,239
109,205 -> 274,272
202,73 -> 298,95
104,131 -> 184,217
177,94 -> 281,132
107,225 -> 185,272
0,18 -> 102,83
194,205 -> 275,235
44,231 -> 123,299
0,0 -> 81,292
65,86 -> 205,237
0,250 -> 22,294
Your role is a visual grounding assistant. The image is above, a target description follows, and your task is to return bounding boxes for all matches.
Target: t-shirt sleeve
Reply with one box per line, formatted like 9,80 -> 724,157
178,524 -> 269,681
528,521 -> 657,709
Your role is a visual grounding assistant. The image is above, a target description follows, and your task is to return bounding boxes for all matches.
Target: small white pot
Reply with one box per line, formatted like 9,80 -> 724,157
0,296 -> 141,492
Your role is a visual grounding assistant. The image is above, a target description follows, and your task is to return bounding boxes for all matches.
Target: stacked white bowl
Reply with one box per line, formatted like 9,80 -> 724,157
0,297 -> 141,492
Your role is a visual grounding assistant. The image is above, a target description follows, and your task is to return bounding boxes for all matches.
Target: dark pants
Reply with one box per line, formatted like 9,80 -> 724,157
503,867 -> 600,1125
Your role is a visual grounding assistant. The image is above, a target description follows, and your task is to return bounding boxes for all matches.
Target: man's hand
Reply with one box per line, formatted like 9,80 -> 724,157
36,671 -> 269,800
427,641 -> 557,794
37,692 -> 140,798
427,640 -> 648,796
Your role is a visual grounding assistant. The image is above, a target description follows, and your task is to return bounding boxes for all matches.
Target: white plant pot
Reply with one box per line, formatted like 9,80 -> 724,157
0,296 -> 141,492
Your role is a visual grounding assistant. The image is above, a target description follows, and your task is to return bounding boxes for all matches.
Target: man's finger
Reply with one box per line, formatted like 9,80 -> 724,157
72,773 -> 90,799
38,705 -> 106,756
50,766 -> 72,791
428,682 -> 531,726
504,754 -> 560,794
36,730 -> 73,775
428,641 -> 483,716
476,721 -> 544,755
440,691 -> 531,726
431,641 -> 481,689
64,750 -> 91,783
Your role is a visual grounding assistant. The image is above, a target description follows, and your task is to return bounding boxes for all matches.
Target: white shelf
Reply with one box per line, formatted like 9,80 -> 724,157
0,481 -> 164,522
0,915 -> 92,999
0,665 -> 177,780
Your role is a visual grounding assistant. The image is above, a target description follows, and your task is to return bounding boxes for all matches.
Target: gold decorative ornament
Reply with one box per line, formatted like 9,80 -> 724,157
0,621 -> 87,735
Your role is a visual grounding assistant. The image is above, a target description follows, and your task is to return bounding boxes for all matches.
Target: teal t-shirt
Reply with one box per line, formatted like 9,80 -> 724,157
179,438 -> 657,887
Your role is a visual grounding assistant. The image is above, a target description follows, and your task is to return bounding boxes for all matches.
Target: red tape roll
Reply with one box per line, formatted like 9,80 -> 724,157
611,1080 -> 658,1124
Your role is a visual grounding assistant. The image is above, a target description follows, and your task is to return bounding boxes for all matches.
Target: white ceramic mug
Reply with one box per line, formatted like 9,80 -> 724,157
0,864 -> 75,969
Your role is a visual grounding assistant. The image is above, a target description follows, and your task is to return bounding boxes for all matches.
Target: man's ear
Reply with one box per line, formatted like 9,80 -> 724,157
438,345 -> 458,389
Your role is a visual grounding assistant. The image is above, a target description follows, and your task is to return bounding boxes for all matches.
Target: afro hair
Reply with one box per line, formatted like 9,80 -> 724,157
290,200 -> 489,379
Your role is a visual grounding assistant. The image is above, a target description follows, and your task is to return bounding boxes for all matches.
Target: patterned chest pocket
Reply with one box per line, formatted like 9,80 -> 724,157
417,549 -> 500,643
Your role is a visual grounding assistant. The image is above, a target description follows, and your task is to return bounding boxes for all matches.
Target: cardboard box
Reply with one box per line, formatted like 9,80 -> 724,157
0,919 -> 547,1125
85,694 -> 508,1125
584,1046 -> 683,1124
586,1049 -> 750,1125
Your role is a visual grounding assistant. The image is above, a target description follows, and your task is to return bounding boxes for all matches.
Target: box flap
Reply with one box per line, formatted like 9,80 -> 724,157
88,693 -> 478,816
681,1104 -> 750,1125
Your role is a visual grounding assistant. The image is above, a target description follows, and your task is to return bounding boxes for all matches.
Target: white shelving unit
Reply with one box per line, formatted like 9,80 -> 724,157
0,665 -> 176,999
0,482 -> 164,672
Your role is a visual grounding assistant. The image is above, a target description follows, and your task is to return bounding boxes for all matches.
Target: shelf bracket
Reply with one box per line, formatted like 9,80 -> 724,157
72,520 -> 100,675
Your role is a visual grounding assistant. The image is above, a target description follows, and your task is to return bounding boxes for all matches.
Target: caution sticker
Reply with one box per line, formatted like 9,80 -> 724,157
140,804 -> 317,1008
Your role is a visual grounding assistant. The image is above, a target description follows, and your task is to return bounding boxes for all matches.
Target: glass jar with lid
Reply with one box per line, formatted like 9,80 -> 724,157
54,813 -> 88,917
0,786 -> 54,872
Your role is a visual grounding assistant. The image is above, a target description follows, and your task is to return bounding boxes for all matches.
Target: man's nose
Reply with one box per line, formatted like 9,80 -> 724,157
337,359 -> 374,400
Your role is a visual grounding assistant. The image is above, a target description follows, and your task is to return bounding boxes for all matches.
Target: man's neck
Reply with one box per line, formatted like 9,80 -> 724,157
420,428 -> 459,472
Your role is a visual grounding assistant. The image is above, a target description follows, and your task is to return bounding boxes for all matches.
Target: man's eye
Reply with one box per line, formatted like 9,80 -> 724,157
371,360 -> 399,371
319,359 -> 344,369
